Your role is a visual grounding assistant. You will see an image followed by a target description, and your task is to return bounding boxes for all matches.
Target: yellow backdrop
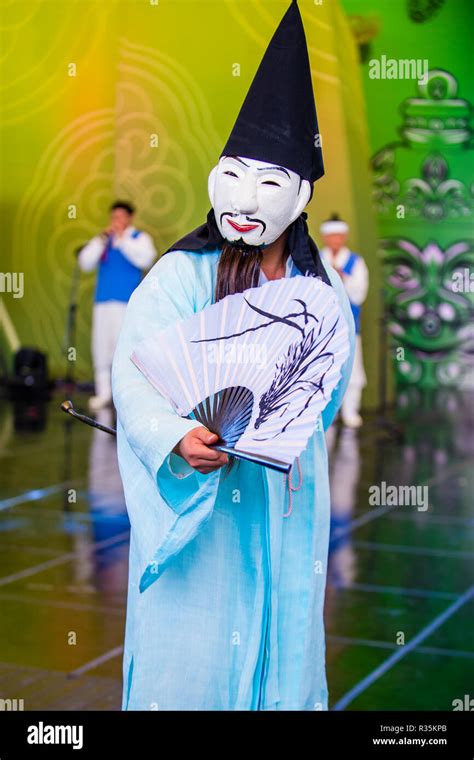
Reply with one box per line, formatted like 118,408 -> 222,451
1,0 -> 379,404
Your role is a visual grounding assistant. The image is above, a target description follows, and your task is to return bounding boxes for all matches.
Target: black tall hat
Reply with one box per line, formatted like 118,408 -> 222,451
165,0 -> 329,284
221,0 -> 324,185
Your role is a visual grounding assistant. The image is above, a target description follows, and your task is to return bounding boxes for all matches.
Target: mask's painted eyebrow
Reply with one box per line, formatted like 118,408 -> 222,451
257,165 -> 290,178
221,155 -> 249,167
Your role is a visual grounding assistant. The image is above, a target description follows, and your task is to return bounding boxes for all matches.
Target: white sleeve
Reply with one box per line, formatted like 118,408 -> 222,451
118,230 -> 157,270
78,236 -> 106,272
343,256 -> 369,306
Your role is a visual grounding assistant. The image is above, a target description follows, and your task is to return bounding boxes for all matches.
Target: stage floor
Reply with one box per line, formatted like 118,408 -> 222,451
0,390 -> 472,711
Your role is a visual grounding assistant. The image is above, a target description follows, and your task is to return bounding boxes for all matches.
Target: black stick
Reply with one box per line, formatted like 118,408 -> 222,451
60,400 -> 291,474
60,400 -> 117,436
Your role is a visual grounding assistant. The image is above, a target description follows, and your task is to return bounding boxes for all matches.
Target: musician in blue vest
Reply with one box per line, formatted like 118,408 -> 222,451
79,201 -> 157,411
320,214 -> 369,428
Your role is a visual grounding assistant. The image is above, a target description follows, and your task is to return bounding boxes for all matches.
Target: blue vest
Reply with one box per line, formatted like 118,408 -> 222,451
341,252 -> 361,334
95,230 -> 143,303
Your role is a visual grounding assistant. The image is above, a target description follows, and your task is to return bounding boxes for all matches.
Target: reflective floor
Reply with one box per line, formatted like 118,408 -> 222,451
0,389 -> 472,710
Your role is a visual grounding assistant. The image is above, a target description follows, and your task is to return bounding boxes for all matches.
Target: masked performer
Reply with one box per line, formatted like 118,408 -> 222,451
79,201 -> 157,411
320,215 -> 369,428
112,0 -> 355,711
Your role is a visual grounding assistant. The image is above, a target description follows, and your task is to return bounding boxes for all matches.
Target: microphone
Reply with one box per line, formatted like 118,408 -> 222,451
74,232 -> 110,257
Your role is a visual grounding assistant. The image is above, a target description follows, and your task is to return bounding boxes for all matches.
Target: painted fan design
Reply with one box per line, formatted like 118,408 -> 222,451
131,276 -> 350,473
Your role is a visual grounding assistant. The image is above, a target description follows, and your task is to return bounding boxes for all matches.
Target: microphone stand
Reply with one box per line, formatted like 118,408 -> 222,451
61,248 -> 83,388
59,247 -> 83,512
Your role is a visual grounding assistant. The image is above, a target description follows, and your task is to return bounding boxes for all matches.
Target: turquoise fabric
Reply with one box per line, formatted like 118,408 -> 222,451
112,248 -> 355,710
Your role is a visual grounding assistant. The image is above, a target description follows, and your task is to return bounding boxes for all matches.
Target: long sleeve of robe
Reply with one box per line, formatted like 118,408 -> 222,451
111,248 -> 355,711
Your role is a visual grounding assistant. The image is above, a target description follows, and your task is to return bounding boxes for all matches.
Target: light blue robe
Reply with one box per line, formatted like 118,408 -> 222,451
111,247 -> 355,711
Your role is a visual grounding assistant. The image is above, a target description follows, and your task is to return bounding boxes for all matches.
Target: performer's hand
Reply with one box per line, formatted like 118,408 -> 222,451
174,427 -> 228,474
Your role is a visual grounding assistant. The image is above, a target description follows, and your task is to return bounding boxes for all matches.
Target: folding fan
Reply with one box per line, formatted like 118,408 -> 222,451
131,276 -> 350,473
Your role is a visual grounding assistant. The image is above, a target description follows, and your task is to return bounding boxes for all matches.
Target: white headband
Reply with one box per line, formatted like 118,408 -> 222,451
320,221 -> 349,235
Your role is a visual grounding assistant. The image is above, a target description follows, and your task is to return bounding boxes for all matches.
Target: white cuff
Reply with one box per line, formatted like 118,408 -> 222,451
168,452 -> 194,479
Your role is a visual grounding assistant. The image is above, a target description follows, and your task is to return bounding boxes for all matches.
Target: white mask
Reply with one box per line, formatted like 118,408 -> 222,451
208,155 -> 311,247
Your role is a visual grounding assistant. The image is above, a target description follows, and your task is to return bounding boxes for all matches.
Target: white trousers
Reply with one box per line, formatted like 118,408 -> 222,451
342,334 -> 366,419
92,301 -> 128,400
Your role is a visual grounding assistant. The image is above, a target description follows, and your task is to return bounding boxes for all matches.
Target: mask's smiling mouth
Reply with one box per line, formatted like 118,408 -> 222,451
221,212 -> 266,236
227,220 -> 259,233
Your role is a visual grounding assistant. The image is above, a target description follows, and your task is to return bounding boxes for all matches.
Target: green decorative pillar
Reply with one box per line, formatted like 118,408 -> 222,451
372,69 -> 474,389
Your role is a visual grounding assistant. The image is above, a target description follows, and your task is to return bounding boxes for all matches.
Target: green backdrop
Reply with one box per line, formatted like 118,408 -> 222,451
342,0 -> 473,393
